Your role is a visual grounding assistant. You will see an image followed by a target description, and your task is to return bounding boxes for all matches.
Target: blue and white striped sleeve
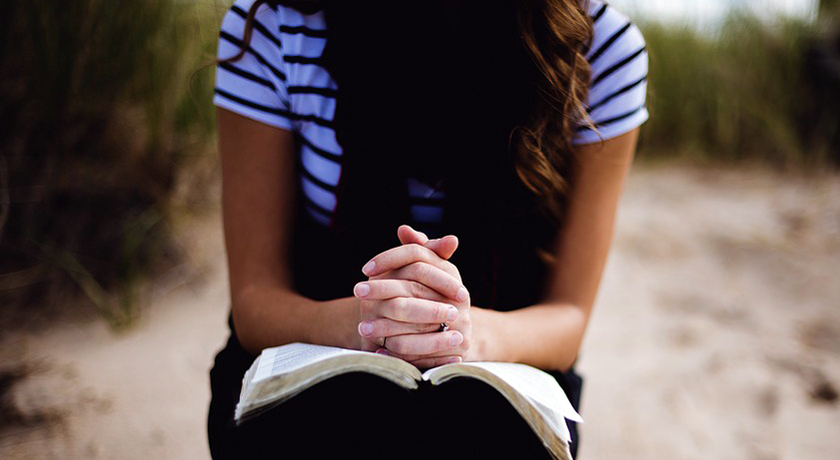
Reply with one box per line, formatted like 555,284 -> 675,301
574,3 -> 649,145
213,0 -> 292,130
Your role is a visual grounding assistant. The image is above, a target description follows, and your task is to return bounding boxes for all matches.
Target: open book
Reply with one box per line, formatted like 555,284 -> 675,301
236,343 -> 583,460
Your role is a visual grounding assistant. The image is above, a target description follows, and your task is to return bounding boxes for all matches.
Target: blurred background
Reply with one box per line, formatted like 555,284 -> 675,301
0,0 -> 838,459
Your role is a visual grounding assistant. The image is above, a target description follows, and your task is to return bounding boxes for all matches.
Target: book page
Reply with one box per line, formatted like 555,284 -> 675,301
237,343 -> 422,423
424,362 -> 583,423
252,343 -> 367,383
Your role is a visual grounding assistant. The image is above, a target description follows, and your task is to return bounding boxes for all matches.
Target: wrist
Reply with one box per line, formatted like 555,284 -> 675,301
311,296 -> 363,350
232,285 -> 363,353
469,306 -> 505,362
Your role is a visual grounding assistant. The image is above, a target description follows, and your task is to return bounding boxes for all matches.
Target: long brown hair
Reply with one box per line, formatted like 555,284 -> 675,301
515,0 -> 594,227
224,0 -> 594,226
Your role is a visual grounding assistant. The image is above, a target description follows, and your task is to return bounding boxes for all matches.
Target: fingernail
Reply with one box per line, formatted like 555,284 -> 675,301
375,349 -> 390,355
446,306 -> 458,322
358,321 -> 373,336
450,331 -> 463,347
447,356 -> 463,364
456,286 -> 469,302
362,260 -> 376,276
354,283 -> 370,297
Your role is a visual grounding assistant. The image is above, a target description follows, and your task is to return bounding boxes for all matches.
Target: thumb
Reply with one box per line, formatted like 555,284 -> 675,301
397,224 -> 429,245
424,235 -> 459,260
397,225 -> 458,260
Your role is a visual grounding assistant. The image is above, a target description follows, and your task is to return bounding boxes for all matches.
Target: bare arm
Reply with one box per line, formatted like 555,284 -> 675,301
357,129 -> 640,371
218,108 -> 360,354
473,128 -> 640,371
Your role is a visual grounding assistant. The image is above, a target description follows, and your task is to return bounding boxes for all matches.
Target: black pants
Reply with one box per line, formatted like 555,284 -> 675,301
207,320 -> 583,460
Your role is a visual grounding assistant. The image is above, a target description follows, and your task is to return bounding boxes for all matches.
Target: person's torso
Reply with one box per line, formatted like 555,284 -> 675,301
226,0 -> 643,239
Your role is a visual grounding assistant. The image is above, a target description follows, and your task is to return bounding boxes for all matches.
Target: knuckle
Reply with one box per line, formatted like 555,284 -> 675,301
442,260 -> 458,276
399,297 -> 414,315
413,243 -> 433,262
413,261 -> 431,279
438,334 -> 451,350
408,243 -> 423,259
408,281 -> 425,298
415,262 -> 432,278
388,297 -> 405,317
388,338 -> 407,355
431,303 -> 444,322
377,320 -> 394,337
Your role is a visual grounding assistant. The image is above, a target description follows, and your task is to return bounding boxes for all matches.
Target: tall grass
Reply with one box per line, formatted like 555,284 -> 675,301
638,15 -> 840,167
0,0 -> 223,327
1,1 -> 836,326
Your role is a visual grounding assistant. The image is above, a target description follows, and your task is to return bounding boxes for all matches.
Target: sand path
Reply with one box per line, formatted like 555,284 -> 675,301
2,165 -> 838,459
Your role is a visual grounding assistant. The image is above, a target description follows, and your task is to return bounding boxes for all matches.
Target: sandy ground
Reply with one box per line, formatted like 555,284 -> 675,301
1,165 -> 838,460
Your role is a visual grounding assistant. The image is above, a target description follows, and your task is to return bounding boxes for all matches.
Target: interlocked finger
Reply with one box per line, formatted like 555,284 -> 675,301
409,355 -> 463,369
363,243 -> 461,281
354,279 -> 452,303
379,262 -> 466,302
358,318 -> 442,340
375,348 -> 462,370
373,297 -> 459,324
382,330 -> 464,356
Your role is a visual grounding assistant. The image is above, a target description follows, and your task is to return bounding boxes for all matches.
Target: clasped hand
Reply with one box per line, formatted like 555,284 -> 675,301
354,225 -> 473,369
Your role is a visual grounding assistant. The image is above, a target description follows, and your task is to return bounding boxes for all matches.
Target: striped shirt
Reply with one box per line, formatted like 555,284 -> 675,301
213,0 -> 648,232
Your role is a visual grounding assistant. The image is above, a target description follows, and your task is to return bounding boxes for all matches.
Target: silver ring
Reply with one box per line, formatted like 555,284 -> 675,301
438,323 -> 449,333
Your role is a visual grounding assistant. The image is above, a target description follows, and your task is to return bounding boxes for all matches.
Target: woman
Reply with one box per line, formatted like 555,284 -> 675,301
208,0 -> 647,458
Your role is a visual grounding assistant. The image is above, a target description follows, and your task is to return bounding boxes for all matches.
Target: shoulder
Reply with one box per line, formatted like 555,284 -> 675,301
586,0 -> 646,64
218,1 -> 326,48
574,1 -> 649,145
214,0 -> 308,130
218,1 -> 283,63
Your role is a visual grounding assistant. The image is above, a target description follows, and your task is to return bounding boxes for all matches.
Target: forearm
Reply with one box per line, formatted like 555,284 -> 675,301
472,303 -> 588,372
470,131 -> 638,371
232,284 -> 362,355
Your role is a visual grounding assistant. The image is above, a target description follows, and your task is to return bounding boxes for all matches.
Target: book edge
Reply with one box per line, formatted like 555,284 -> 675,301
235,350 -> 423,423
426,366 -> 573,460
